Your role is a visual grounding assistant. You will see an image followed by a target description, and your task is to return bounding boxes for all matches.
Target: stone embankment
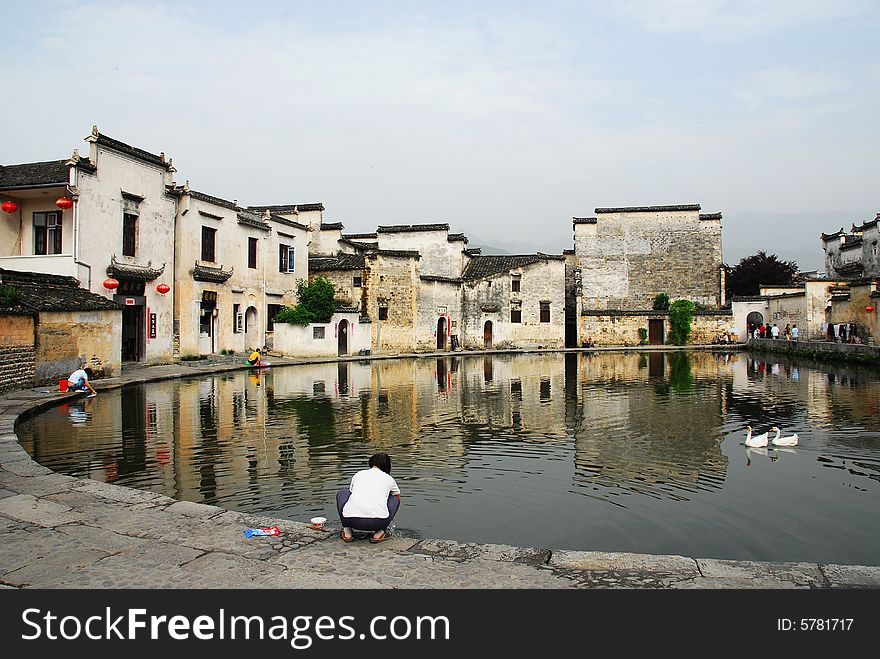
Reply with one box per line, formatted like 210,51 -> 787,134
1,350 -> 877,589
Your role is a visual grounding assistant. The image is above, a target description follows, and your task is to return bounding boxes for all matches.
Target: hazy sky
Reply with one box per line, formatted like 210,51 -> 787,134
3,1 -> 878,270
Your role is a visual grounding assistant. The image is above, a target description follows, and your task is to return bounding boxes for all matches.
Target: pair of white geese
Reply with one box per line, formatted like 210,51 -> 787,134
744,425 -> 799,448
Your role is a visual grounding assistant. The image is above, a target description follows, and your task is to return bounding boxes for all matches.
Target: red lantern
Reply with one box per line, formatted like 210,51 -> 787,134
866,306 -> 875,313
156,283 -> 170,295
55,197 -> 74,210
103,278 -> 119,291
1,200 -> 17,214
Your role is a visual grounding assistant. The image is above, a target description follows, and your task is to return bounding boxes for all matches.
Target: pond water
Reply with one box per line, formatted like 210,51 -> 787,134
16,351 -> 880,565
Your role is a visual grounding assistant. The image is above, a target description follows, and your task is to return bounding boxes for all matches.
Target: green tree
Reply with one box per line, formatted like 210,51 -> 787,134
652,293 -> 670,310
274,276 -> 336,326
667,299 -> 695,345
725,251 -> 799,300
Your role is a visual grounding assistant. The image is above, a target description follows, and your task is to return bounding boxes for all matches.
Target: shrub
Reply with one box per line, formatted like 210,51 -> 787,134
652,293 -> 670,311
0,285 -> 23,306
668,299 -> 695,345
180,354 -> 207,361
275,304 -> 314,327
638,327 -> 648,345
275,276 -> 336,326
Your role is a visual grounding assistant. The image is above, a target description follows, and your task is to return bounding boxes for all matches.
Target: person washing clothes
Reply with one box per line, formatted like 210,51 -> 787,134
67,368 -> 96,396
337,452 -> 401,543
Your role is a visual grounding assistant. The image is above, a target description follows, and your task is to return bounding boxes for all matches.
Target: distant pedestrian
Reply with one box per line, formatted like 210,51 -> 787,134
791,324 -> 799,341
784,324 -> 791,340
771,324 -> 779,339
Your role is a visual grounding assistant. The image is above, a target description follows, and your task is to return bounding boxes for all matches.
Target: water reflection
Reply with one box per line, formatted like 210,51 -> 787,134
17,351 -> 880,564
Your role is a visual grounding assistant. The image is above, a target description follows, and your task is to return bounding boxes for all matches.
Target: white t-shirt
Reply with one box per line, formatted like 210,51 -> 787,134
68,369 -> 88,384
342,467 -> 400,519
771,326 -> 779,338
791,327 -> 799,338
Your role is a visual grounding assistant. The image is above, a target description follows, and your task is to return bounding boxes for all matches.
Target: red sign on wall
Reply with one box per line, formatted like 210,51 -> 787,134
125,298 -> 135,306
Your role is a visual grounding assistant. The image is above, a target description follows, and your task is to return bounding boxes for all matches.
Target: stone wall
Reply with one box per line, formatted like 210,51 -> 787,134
828,282 -> 879,343
574,208 -> 723,311
0,314 -> 35,393
461,260 -> 565,349
364,253 -> 419,353
34,309 -> 122,382
416,279 -> 462,351
378,229 -> 464,279
580,311 -> 735,347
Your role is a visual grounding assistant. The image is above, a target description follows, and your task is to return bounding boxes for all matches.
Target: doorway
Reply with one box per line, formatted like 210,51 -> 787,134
484,320 -> 493,348
121,305 -> 145,362
648,318 -> 665,345
244,306 -> 259,350
338,319 -> 349,356
437,317 -> 447,350
746,311 -> 764,339
199,307 -> 215,355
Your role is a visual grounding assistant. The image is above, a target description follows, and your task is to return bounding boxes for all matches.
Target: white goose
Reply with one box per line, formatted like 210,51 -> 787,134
770,427 -> 799,447
744,425 -> 769,447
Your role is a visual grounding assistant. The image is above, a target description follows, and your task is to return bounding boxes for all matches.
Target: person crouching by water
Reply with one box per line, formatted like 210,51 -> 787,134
337,452 -> 400,543
247,349 -> 262,366
67,367 -> 96,396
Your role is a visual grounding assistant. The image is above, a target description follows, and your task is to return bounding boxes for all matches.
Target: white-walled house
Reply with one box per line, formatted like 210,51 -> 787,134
171,185 -> 311,356
0,126 -> 177,364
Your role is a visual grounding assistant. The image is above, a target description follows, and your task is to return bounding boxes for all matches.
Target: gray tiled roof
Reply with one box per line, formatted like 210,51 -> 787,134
420,275 -> 462,284
377,223 -> 449,233
95,133 -> 171,169
106,256 -> 165,282
248,203 -> 325,213
572,217 -> 597,224
0,269 -> 121,313
0,160 -> 69,190
320,222 -> 344,230
268,214 -> 310,231
342,233 -> 377,240
462,254 -> 562,281
309,254 -> 365,271
595,204 -> 701,213
189,189 -> 239,211
237,212 -> 271,232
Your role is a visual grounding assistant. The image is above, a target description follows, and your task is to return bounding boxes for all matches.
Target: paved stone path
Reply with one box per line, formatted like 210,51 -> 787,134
2,351 -> 878,589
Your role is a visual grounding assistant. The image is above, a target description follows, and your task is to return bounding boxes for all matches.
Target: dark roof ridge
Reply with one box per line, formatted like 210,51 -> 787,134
595,204 -> 701,213
89,126 -> 172,170
376,223 -> 449,233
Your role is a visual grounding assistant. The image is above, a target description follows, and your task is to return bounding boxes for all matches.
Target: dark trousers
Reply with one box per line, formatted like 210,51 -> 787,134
336,488 -> 399,532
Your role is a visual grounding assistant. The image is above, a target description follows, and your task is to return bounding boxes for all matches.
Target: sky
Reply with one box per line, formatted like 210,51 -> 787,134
3,0 -> 878,271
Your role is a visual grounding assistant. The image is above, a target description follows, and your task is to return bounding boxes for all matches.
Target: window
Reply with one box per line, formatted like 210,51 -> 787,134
248,237 -> 258,269
511,275 -> 521,292
201,226 -> 216,262
511,308 -> 522,323
122,213 -> 138,257
267,303 -> 283,331
353,276 -> 362,287
378,306 -> 388,320
33,211 -> 62,255
313,327 -> 325,340
540,301 -> 550,323
279,244 -> 295,272
233,303 -> 242,333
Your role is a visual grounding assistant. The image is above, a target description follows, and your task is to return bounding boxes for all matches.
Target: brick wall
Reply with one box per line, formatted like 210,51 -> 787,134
0,314 -> 36,392
580,312 -> 735,346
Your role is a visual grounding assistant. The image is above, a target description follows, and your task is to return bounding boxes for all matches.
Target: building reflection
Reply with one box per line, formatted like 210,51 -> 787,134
19,350 -> 880,515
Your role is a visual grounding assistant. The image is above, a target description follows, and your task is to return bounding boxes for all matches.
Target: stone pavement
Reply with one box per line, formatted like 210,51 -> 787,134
1,352 -> 878,589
